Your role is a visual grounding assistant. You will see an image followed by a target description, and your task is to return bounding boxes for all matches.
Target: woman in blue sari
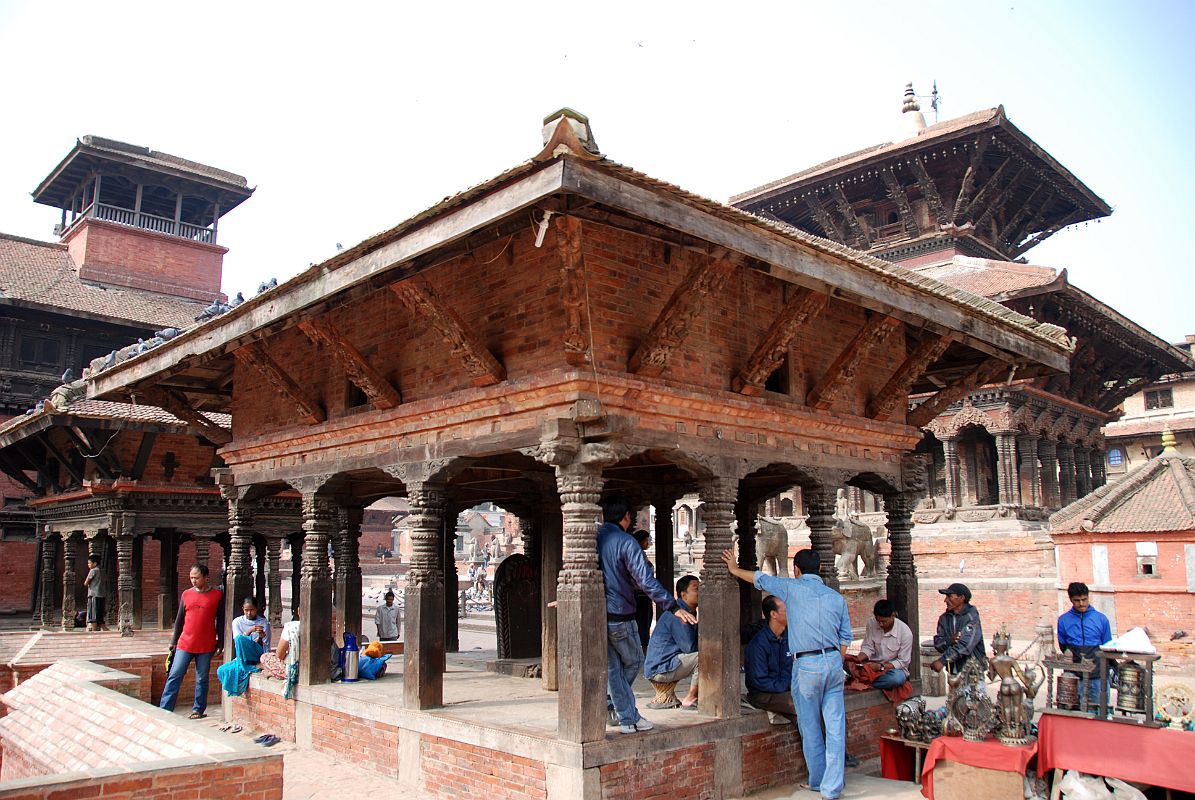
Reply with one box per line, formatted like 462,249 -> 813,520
217,597 -> 271,696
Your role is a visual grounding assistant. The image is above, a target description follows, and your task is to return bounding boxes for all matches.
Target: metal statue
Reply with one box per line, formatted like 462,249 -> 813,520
987,626 -> 1043,746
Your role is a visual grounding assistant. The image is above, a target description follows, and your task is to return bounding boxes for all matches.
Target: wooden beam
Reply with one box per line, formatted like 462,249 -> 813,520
389,275 -> 505,387
829,185 -> 870,248
1010,209 -> 1085,259
959,156 -> 1014,223
298,317 -> 402,408
907,359 -> 1007,429
34,431 -> 83,485
949,135 -> 991,224
806,314 -> 902,410
554,214 -> 591,367
1006,190 -> 1055,251
230,344 -> 325,426
880,169 -> 921,237
803,194 -> 847,242
733,288 -> 829,396
973,165 -> 1027,232
909,157 -> 945,224
63,426 -> 116,480
629,248 -> 739,377
140,386 -> 238,443
866,333 -> 954,421
0,451 -> 40,494
131,431 -> 157,480
995,183 -> 1045,247
11,444 -> 61,493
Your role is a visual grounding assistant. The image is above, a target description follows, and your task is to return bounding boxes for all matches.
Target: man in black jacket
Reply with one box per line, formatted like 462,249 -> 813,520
929,582 -> 986,674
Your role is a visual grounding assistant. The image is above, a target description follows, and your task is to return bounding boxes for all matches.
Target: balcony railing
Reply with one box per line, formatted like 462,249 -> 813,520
72,202 -> 217,244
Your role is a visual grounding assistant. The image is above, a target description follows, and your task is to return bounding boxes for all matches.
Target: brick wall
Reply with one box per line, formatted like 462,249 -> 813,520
598,741 -> 714,800
742,727 -> 804,794
227,681 -> 296,742
64,219 -> 225,303
10,653 -> 222,707
845,696 -> 896,760
310,705 -> 400,777
420,735 -> 547,800
0,756 -> 282,800
0,541 -> 37,613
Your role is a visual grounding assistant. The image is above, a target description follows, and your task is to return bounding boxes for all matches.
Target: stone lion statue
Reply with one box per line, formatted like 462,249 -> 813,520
755,516 -> 790,577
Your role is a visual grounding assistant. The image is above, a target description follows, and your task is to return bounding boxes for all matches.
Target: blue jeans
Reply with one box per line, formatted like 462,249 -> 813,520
607,620 -> 644,726
792,651 -> 846,800
160,649 -> 214,714
871,667 -> 908,689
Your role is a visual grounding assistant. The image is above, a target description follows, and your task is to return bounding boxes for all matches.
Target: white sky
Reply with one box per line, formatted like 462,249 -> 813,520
1,1 -> 1192,342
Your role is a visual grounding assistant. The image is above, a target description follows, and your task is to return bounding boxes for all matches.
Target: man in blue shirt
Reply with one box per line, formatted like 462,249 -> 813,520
1057,581 -> 1113,705
643,575 -> 700,709
599,495 -> 696,734
723,547 -> 852,800
745,595 -> 795,724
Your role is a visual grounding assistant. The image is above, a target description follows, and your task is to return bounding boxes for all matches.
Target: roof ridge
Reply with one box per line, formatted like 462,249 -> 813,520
1166,456 -> 1195,522
0,231 -> 67,250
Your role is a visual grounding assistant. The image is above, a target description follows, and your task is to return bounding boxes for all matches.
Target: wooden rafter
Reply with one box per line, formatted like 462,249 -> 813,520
389,276 -> 505,387
629,248 -> 739,377
949,135 -> 991,224
298,317 -> 401,409
806,313 -> 902,411
974,165 -> 1027,232
732,288 -> 829,396
909,157 -> 945,223
64,426 -> 116,480
959,157 -> 1015,223
1006,190 -> 1056,250
1010,209 -> 1085,259
830,185 -> 869,248
131,431 -> 157,480
804,195 -> 847,242
880,169 -> 920,237
140,385 -> 237,443
0,451 -> 40,494
907,359 -> 1008,429
554,214 -> 591,367
995,183 -> 1045,246
866,333 -> 954,421
34,431 -> 82,485
231,345 -> 325,425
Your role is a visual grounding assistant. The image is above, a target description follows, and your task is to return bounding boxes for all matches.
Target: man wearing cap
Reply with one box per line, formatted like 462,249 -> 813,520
930,582 -> 986,674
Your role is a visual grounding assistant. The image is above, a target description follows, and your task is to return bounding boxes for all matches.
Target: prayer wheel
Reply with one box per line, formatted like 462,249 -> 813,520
1056,673 -> 1080,710
1116,660 -> 1145,712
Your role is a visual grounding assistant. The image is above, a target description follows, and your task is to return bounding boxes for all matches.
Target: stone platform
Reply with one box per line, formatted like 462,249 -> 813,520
228,649 -> 897,800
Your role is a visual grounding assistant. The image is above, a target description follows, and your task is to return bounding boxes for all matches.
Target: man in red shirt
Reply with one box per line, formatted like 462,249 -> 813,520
160,564 -> 225,719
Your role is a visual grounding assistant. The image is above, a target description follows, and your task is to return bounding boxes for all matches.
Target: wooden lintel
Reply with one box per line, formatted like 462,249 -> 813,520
959,156 -> 1015,223
141,385 -> 238,443
949,135 -> 991,224
34,431 -> 83,485
804,195 -> 847,243
806,314 -> 902,411
907,359 -> 1008,429
733,288 -> 829,395
866,333 -> 954,421
298,317 -> 402,409
230,344 -> 325,426
830,185 -> 870,248
389,277 -> 505,387
0,451 -> 40,494
629,248 -> 739,377
909,157 -> 945,223
880,169 -> 921,237
1010,209 -> 1085,259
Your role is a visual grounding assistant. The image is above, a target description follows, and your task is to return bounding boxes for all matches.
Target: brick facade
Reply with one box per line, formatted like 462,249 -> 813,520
598,741 -> 713,800
0,541 -> 37,614
311,705 -> 401,777
422,736 -> 547,800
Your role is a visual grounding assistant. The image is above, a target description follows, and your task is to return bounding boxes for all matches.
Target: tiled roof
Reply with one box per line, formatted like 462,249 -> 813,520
1104,411 -> 1195,440
0,393 -> 230,440
79,135 -> 249,188
1050,451 -> 1195,534
911,256 -> 1061,299
0,232 -> 208,328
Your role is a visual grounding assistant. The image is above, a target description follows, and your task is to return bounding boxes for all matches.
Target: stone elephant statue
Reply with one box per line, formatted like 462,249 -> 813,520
832,515 -> 877,580
755,516 -> 789,577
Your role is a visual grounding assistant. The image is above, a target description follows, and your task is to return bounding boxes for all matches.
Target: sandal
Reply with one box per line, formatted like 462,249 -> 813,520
258,734 -> 280,747
187,712 -> 206,720
647,699 -> 680,710
228,725 -> 242,734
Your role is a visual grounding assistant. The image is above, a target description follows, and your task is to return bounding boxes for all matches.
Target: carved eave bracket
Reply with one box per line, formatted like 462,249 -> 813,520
909,157 -> 945,224
389,276 -> 505,387
907,358 -> 1007,430
138,386 -> 234,445
231,343 -> 325,426
806,314 -> 902,411
880,168 -> 921,238
629,248 -> 739,377
950,134 -> 991,224
298,317 -> 401,409
733,287 -> 829,396
866,333 -> 953,421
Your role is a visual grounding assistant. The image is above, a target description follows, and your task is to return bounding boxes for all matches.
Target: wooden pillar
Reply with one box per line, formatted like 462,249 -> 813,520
342,507 -> 363,639
158,532 -> 179,628
224,494 -> 255,663
298,493 -> 335,687
1057,444 -> 1077,507
652,495 -> 676,622
540,492 -> 563,692
61,532 -> 79,630
442,504 -> 461,654
1039,439 -> 1060,509
1074,447 -> 1092,499
994,431 -> 1019,506
698,476 -> 741,719
131,535 -> 144,630
554,457 -> 606,743
1018,435 -> 1041,507
104,536 -> 118,628
289,533 -> 302,617
941,435 -> 961,508
38,534 -> 57,629
1091,451 -> 1106,489
116,531 -> 135,637
404,481 -> 446,709
266,535 -> 284,629
805,486 -> 840,591
192,535 -> 212,573
254,535 -> 267,607
883,491 -> 920,675
333,516 -> 348,641
734,493 -> 762,626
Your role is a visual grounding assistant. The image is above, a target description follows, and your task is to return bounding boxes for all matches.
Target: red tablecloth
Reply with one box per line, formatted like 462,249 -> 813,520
920,736 -> 1037,799
1037,713 -> 1195,792
879,735 -> 917,781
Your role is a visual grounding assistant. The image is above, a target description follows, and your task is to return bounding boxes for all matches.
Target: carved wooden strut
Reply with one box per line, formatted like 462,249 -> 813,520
389,276 -> 505,387
866,333 -> 953,421
232,343 -> 325,425
733,288 -> 829,396
298,317 -> 401,408
806,314 -> 902,411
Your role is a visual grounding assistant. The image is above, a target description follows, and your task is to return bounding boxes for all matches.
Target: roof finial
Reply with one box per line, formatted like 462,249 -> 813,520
535,108 -> 602,162
902,83 -> 927,133
1161,426 -> 1178,455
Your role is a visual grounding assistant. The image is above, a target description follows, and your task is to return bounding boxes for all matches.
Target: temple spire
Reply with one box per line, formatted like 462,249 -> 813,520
902,83 -> 927,133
